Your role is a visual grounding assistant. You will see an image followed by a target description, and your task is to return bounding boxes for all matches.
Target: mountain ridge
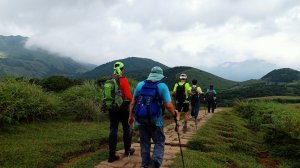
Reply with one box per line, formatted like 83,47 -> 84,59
0,35 -> 96,78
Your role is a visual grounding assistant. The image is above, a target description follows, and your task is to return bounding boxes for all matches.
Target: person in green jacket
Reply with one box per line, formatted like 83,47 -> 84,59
172,73 -> 192,132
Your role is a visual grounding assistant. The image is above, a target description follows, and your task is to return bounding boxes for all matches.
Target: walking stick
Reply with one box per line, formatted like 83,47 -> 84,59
174,116 -> 185,168
128,122 -> 134,160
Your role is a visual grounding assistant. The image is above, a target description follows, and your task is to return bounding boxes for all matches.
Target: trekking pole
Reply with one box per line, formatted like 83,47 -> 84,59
128,122 -> 134,161
174,115 -> 185,168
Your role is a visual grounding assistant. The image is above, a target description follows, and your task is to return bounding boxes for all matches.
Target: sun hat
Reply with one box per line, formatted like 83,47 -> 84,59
146,66 -> 165,82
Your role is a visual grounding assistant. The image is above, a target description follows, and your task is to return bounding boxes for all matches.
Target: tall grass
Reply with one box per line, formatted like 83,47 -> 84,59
0,77 -> 60,126
60,81 -> 105,121
234,101 -> 300,166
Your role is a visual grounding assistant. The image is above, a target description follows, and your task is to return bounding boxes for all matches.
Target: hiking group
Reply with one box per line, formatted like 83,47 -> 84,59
102,62 -> 217,168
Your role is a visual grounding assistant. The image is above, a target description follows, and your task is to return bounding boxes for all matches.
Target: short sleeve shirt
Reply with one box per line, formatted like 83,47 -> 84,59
133,81 -> 171,126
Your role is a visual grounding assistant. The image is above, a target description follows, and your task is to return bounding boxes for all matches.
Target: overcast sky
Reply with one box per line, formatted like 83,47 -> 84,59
0,0 -> 299,81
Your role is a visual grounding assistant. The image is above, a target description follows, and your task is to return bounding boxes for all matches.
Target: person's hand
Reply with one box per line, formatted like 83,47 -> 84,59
128,116 -> 135,126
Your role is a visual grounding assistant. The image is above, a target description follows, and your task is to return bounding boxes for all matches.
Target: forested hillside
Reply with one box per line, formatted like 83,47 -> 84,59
0,35 -> 95,78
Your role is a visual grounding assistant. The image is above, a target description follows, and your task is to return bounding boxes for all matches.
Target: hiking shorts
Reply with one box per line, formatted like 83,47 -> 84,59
176,102 -> 189,112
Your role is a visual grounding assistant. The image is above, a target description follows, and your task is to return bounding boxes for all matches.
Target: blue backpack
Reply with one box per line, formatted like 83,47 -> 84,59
133,81 -> 162,125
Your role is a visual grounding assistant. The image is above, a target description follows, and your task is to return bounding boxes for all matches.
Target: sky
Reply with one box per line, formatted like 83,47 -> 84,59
0,0 -> 300,81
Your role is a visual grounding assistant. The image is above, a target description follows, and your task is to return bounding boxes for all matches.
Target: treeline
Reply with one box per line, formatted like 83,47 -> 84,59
217,83 -> 300,106
234,101 -> 300,167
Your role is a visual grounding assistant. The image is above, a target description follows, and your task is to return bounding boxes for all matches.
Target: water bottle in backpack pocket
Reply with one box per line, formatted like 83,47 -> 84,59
133,81 -> 161,125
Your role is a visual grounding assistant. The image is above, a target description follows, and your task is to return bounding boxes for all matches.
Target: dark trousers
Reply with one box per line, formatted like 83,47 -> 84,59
207,101 -> 216,113
191,99 -> 200,118
108,103 -> 131,157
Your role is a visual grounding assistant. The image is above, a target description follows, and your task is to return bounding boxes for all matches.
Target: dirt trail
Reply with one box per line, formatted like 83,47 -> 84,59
95,109 -> 222,168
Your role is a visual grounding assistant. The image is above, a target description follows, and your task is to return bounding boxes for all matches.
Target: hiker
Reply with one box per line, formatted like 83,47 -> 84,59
128,66 -> 178,168
205,84 -> 217,113
172,73 -> 192,132
190,79 -> 203,120
105,61 -> 135,162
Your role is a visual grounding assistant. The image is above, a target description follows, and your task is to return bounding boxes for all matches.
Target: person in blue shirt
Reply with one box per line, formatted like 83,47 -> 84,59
128,66 -> 177,168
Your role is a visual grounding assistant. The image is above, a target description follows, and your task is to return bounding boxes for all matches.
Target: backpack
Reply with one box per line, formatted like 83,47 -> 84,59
190,86 -> 199,103
133,81 -> 161,125
175,82 -> 186,103
207,90 -> 215,102
102,77 -> 123,112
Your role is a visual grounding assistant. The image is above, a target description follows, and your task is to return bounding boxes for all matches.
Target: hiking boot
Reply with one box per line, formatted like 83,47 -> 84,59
125,148 -> 135,156
108,155 -> 120,163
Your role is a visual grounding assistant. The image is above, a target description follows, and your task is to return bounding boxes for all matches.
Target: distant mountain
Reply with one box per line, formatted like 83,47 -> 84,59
0,35 -> 96,78
81,57 -> 169,79
261,68 -> 300,83
82,57 -> 238,90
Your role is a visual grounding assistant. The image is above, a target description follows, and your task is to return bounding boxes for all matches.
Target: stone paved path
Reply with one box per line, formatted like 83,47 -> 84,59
95,109 -> 219,168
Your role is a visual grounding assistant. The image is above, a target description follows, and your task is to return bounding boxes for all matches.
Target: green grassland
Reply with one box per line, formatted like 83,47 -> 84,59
171,110 -> 264,168
0,121 -> 110,168
171,102 -> 300,168
249,96 -> 300,104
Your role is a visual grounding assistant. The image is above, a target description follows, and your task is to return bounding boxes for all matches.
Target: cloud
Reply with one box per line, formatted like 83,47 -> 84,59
204,59 -> 279,81
0,0 -> 300,80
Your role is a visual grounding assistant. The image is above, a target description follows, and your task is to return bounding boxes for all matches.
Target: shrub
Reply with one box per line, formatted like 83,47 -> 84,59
39,76 -> 83,92
0,77 -> 60,126
61,81 -> 105,121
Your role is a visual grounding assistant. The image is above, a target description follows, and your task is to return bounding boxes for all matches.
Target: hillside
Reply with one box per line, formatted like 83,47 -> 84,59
0,35 -> 96,78
163,66 -> 237,91
81,57 -> 169,79
81,57 -> 237,90
261,68 -> 300,83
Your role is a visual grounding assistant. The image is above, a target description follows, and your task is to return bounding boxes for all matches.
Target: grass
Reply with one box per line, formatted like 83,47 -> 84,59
233,101 -> 300,167
0,121 -> 110,168
171,110 -> 265,168
249,96 -> 300,104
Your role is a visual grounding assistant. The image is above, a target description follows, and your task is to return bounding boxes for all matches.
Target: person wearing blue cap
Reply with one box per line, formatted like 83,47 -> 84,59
128,66 -> 178,168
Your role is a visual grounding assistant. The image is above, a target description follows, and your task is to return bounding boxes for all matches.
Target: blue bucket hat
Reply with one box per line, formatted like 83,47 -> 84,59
146,66 -> 165,82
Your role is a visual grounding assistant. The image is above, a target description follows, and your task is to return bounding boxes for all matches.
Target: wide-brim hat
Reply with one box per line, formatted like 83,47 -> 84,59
146,66 -> 165,82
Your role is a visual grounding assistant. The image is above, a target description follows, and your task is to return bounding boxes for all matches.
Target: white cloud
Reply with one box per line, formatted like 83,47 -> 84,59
0,0 -> 300,80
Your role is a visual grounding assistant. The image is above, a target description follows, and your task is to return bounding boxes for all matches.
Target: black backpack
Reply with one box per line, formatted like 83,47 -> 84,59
191,86 -> 199,103
207,90 -> 215,102
175,83 -> 186,103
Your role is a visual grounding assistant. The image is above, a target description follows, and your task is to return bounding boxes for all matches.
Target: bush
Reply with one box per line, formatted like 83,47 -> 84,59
39,76 -> 83,92
61,81 -> 104,121
0,77 -> 61,126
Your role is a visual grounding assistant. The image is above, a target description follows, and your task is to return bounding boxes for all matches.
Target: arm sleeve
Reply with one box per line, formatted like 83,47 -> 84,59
120,78 -> 133,101
159,83 -> 171,103
173,83 -> 178,92
185,83 -> 191,91
133,82 -> 144,98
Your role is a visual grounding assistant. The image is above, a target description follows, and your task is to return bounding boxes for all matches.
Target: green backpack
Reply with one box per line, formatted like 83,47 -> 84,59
102,77 -> 123,112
